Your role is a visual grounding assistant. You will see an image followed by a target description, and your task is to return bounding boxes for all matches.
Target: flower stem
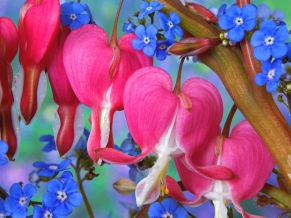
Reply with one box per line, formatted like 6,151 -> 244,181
74,156 -> 94,218
222,104 -> 237,138
109,0 -> 125,48
29,200 -> 42,206
261,183 -> 291,208
173,57 -> 186,94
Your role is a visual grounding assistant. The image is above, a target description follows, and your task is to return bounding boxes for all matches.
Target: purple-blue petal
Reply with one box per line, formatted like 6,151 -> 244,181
266,80 -> 279,92
132,39 -> 144,51
42,142 -> 57,152
4,196 -> 19,212
0,141 -> 8,155
9,183 -> 23,198
254,73 -> 268,86
146,24 -> 158,38
53,202 -> 73,216
287,43 -> 291,59
271,42 -> 288,59
33,161 -> 47,169
38,169 -> 55,178
169,12 -> 180,25
272,9 -> 284,22
71,2 -> 84,14
148,202 -> 165,217
139,1 -> 148,10
243,19 -> 256,31
242,4 -> 257,20
47,179 -> 63,192
261,60 -> 272,74
173,26 -> 183,38
23,184 -> 37,198
11,208 -> 28,218
120,139 -> 134,152
275,25 -> 289,41
226,5 -> 241,18
77,14 -> 90,24
260,20 -> 277,35
161,198 -> 177,212
69,20 -> 83,30
137,10 -> 147,20
129,167 -> 138,181
143,43 -> 156,56
60,3 -> 71,15
228,26 -> 244,42
218,14 -> 235,30
39,135 -> 54,142
158,12 -> 169,31
60,15 -> 71,26
0,156 -> 8,165
43,192 -> 58,208
253,45 -> 271,61
59,159 -> 72,170
64,179 -> 79,194
257,4 -> 270,21
67,192 -> 83,207
250,31 -> 264,47
173,205 -> 188,218
134,25 -> 146,39
33,205 -> 44,218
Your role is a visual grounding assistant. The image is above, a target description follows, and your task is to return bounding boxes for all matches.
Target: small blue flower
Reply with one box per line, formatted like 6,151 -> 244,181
218,4 -> 257,42
33,204 -> 65,218
123,18 -> 135,33
132,24 -> 158,57
257,4 -> 270,21
250,20 -> 289,61
4,183 -> 37,218
209,4 -> 227,18
83,4 -> 95,25
0,140 -> 8,165
33,159 -> 72,178
0,198 -> 10,217
43,178 -> 82,216
271,9 -> 285,25
138,1 -> 164,20
158,12 -> 183,41
148,198 -> 187,218
156,40 -> 173,61
39,134 -> 56,152
59,171 -> 74,183
60,2 -> 90,29
254,59 -> 282,92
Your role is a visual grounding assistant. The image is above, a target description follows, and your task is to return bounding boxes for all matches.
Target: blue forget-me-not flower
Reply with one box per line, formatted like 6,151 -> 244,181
4,183 -> 37,218
39,134 -> 56,153
254,59 -> 282,93
0,140 -> 8,165
156,40 -> 173,61
60,2 -> 90,29
33,204 -> 66,218
148,198 -> 188,218
123,18 -> 135,33
209,4 -> 227,18
33,159 -> 72,178
138,1 -> 164,20
218,4 -> 257,42
0,198 -> 10,217
132,24 -> 158,57
250,20 -> 289,61
158,12 -> 183,41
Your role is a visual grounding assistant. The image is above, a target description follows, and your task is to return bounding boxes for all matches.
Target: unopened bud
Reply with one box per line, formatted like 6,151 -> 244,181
113,178 -> 137,196
167,37 -> 220,57
255,194 -> 270,207
286,83 -> 291,91
222,39 -> 229,46
185,1 -> 218,23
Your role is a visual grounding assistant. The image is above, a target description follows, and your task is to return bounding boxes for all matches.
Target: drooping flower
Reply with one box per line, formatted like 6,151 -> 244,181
148,198 -> 187,218
0,17 -> 20,161
250,20 -> 289,61
63,23 -> 152,165
138,1 -> 164,20
39,134 -> 57,152
167,121 -> 275,218
257,4 -> 270,21
218,4 -> 257,42
0,140 -> 8,165
96,67 -> 234,206
43,178 -> 82,216
185,2 -> 219,23
47,26 -> 84,157
158,12 -> 183,41
122,18 -> 135,33
4,183 -> 37,218
254,59 -> 282,93
132,24 -> 158,56
14,0 -> 60,124
60,2 -> 90,29
33,159 -> 72,178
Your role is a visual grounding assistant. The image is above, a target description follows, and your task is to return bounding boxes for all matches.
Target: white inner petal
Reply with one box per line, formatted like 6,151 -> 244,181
18,196 -> 27,206
12,66 -> 25,121
267,69 -> 276,80
57,190 -> 68,202
264,36 -> 274,45
11,105 -> 21,159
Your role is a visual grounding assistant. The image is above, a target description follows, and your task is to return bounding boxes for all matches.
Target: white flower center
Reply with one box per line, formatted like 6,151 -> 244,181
143,36 -> 150,44
70,13 -> 77,20
168,21 -> 174,28
265,36 -> 275,45
235,17 -> 243,25
19,196 -> 27,206
44,210 -> 53,218
146,6 -> 152,11
267,69 -> 276,80
162,212 -> 173,218
57,190 -> 68,202
48,165 -> 58,170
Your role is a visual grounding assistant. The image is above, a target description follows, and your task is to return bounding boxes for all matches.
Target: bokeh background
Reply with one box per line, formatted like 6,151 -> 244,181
0,0 -> 291,217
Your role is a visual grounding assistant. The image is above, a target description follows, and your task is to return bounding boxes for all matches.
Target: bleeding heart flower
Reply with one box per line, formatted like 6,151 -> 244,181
96,67 -> 234,206
0,17 -> 20,160
63,24 -> 152,165
13,0 -> 60,124
47,26 -> 84,158
167,120 -> 275,218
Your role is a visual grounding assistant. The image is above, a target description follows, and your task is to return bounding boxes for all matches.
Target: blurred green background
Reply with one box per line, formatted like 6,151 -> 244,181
0,0 -> 291,217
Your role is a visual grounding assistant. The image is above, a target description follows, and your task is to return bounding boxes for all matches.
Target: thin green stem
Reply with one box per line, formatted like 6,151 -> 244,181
109,0 -> 125,47
29,200 -> 42,206
261,183 -> 291,208
273,168 -> 282,175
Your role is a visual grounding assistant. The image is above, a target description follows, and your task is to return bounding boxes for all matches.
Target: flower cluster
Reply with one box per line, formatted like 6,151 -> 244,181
129,0 -> 183,60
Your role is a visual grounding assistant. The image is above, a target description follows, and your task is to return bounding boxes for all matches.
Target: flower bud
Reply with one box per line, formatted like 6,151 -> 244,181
112,178 -> 137,196
167,37 -> 220,57
185,1 -> 218,23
